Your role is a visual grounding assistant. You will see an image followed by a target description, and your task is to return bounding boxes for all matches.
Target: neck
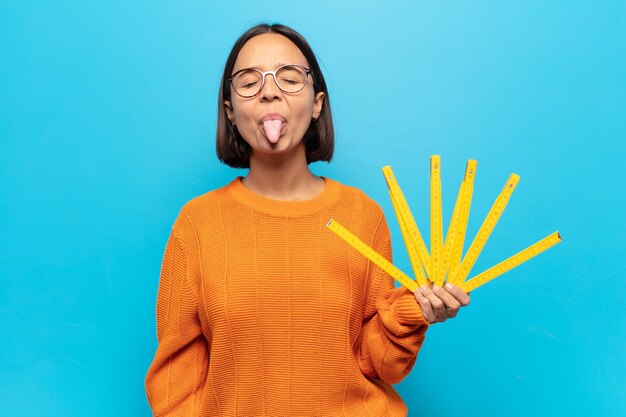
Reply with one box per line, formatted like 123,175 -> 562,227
242,145 -> 324,201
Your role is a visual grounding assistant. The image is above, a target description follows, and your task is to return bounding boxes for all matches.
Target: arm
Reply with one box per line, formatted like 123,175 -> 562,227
145,225 -> 209,417
355,214 -> 429,385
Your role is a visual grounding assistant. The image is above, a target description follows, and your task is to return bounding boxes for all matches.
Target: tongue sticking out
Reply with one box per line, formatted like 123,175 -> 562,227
262,119 -> 284,144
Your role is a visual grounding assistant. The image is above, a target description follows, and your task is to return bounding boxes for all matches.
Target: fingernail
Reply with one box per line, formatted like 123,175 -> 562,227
444,283 -> 453,290
420,285 -> 427,293
433,285 -> 441,291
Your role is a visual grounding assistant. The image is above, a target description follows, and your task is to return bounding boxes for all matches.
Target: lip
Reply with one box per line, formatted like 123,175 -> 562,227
259,113 -> 287,124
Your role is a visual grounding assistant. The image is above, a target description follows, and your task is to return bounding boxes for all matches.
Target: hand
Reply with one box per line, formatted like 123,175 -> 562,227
413,283 -> 470,324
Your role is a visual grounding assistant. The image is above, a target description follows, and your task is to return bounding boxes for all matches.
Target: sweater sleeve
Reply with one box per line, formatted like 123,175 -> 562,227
145,224 -> 209,416
355,212 -> 429,385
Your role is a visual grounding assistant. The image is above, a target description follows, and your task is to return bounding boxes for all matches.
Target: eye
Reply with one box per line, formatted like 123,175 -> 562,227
242,81 -> 259,88
233,69 -> 262,90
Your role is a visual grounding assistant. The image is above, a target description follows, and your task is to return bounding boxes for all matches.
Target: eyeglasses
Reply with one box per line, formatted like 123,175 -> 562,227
228,64 -> 313,98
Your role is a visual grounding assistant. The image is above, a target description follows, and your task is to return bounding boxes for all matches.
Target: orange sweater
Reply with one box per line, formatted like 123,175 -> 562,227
145,176 -> 429,417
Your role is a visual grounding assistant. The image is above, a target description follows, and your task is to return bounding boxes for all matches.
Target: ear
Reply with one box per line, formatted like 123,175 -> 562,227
224,100 -> 234,123
312,92 -> 325,119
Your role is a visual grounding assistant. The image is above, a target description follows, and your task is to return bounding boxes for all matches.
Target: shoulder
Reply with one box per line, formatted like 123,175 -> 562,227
184,184 -> 227,213
333,178 -> 386,218
331,178 -> 390,243
170,179 -> 235,234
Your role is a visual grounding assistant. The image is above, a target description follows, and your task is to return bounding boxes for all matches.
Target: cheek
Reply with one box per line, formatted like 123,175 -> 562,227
232,102 -> 257,127
293,93 -> 316,119
229,104 -> 259,143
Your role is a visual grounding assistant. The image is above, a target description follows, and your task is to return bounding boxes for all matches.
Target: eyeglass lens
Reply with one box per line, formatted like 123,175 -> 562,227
232,66 -> 307,97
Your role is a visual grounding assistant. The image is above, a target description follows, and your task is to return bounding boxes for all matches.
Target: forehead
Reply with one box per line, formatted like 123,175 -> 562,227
233,33 -> 309,72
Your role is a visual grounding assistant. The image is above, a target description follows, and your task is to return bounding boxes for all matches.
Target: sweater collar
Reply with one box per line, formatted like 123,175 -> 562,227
226,175 -> 342,217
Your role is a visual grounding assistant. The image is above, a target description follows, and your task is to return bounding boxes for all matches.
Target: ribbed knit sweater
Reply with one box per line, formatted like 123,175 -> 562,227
145,175 -> 429,417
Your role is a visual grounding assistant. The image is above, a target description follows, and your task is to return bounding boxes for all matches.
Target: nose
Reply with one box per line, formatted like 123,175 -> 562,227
259,72 -> 282,101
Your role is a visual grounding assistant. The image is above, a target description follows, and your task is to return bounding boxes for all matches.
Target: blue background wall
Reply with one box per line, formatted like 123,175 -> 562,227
1,1 -> 624,416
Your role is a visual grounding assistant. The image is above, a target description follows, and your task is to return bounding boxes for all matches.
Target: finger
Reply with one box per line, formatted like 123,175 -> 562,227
428,285 -> 457,319
416,294 -> 436,324
420,285 -> 447,322
431,285 -> 461,317
413,289 -> 436,323
444,283 -> 471,306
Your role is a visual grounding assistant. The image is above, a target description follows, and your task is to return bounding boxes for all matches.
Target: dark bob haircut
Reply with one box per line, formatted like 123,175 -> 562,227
216,23 -> 334,168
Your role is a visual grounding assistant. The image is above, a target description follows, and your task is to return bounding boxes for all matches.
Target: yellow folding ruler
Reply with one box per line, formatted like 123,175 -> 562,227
448,174 -> 520,286
326,156 -> 562,294
430,156 -> 444,286
382,166 -> 430,287
435,160 -> 477,286
326,219 -> 419,293
461,232 -> 562,292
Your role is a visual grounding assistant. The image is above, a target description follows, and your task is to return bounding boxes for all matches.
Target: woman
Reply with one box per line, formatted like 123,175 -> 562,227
145,23 -> 470,416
